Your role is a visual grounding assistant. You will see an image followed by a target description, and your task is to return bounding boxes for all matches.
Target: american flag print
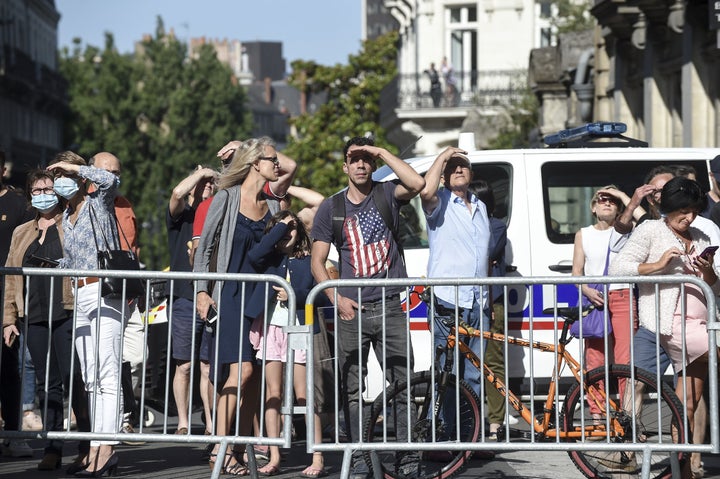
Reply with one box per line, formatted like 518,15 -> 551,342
343,208 -> 390,277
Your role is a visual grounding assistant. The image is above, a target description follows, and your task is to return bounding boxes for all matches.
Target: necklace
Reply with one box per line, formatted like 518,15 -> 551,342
666,221 -> 698,274
666,221 -> 693,254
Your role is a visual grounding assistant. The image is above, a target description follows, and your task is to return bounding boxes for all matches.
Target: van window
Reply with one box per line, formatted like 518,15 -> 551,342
398,163 -> 512,249
542,160 -> 709,244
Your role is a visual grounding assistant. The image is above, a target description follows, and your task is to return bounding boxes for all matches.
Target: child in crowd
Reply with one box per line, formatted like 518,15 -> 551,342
249,210 -> 326,477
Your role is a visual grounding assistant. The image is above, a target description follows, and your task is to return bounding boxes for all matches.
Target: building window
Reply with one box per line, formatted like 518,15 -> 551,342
446,6 -> 479,93
449,5 -> 477,23
540,1 -> 552,19
540,27 -> 552,47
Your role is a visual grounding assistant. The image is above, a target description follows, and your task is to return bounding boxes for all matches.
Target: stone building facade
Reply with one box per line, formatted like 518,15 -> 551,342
531,0 -> 720,147
0,0 -> 64,187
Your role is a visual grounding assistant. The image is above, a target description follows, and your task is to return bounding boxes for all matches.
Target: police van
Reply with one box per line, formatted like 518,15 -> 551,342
369,122 -> 720,397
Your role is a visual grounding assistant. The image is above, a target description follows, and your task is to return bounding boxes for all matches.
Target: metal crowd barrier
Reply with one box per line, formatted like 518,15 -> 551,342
0,267 -> 303,479
304,275 -> 719,479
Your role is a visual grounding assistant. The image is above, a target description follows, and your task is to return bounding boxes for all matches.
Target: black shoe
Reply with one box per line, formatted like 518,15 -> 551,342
66,455 -> 90,475
74,453 -> 119,477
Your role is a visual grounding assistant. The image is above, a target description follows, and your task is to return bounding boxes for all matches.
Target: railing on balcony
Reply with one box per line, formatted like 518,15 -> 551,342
393,69 -> 528,110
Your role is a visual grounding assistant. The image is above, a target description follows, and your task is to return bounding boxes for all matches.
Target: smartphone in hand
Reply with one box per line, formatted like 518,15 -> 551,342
699,245 -> 719,260
206,305 -> 218,323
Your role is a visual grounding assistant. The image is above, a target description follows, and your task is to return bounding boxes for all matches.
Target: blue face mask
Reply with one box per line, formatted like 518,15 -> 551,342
30,193 -> 59,213
53,177 -> 79,200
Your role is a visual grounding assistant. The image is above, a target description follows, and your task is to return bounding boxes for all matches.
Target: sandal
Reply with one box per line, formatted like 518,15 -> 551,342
225,462 -> 250,476
209,453 -> 249,476
301,465 -> 328,477
258,464 -> 281,476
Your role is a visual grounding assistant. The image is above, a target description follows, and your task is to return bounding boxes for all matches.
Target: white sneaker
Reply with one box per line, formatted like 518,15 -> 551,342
22,411 -> 43,431
1,439 -> 34,457
507,414 -> 519,425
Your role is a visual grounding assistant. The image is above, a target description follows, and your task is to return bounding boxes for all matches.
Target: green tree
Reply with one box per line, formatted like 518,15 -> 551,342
285,31 -> 399,197
487,87 -> 539,149
550,0 -> 594,34
59,17 -> 251,269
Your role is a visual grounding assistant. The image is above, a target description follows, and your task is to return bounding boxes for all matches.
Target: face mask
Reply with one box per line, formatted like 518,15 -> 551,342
31,193 -> 59,213
53,177 -> 79,199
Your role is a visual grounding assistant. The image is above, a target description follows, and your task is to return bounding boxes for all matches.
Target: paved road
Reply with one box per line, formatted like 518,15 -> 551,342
2,410 -> 719,479
2,434 -> 720,479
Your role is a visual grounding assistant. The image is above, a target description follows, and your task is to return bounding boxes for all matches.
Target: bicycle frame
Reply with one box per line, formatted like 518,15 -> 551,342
442,320 -> 625,440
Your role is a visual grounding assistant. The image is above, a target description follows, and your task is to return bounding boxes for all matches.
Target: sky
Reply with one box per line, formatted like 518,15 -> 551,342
55,0 -> 363,67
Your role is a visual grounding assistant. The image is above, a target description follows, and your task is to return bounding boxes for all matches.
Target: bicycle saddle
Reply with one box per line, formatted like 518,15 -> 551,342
541,305 -> 594,323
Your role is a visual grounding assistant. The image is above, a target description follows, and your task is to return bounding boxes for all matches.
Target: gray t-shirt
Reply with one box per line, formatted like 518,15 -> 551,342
312,181 -> 407,302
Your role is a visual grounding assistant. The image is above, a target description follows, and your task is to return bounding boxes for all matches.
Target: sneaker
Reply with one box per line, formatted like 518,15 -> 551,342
22,411 -> 43,431
1,439 -> 34,457
120,422 -> 146,445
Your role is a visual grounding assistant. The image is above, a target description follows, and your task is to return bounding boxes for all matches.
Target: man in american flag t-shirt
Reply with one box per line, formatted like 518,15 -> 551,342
344,208 -> 391,277
311,136 -> 425,479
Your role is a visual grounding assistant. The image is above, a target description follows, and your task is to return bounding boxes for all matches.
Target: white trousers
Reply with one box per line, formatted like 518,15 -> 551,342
122,305 -> 146,392
74,282 -> 129,446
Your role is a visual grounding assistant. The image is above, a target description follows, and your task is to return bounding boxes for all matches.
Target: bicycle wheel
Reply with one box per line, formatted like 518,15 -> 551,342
363,371 -> 483,479
561,364 -> 687,479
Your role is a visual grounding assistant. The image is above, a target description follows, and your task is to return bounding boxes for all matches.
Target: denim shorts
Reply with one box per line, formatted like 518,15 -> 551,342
170,297 -> 210,362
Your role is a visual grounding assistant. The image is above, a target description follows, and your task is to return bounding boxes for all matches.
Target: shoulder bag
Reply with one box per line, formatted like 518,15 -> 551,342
570,246 -> 613,339
89,204 -> 145,299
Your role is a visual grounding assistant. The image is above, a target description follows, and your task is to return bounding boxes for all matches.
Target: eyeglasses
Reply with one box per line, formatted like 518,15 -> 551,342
258,156 -> 280,166
31,187 -> 55,196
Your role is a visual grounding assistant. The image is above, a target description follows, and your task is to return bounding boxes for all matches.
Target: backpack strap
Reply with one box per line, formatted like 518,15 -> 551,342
331,190 -> 346,252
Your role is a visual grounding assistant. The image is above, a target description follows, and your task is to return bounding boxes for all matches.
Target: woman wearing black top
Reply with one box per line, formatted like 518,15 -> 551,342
2,169 -> 90,472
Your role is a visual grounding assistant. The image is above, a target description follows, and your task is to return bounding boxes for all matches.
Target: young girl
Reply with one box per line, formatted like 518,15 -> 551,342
249,210 -> 326,477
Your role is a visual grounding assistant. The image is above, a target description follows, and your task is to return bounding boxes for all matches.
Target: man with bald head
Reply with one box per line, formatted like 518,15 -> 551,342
88,152 -> 143,442
88,153 -> 138,253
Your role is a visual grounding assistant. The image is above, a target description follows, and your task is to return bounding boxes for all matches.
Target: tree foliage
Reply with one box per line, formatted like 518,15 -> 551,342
487,87 -> 539,150
59,18 -> 251,269
285,31 -> 399,197
550,0 -> 595,34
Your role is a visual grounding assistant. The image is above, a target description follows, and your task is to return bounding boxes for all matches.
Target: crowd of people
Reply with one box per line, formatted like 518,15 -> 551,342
0,138 -> 718,479
575,164 -> 720,479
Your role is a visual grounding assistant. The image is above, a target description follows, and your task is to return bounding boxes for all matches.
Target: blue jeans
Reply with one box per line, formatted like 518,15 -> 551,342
18,332 -> 37,412
429,298 -> 489,439
431,297 -> 489,396
337,295 -> 417,473
633,326 -> 671,377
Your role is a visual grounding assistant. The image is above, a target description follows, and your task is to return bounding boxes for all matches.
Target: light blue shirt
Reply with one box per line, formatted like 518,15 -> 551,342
60,166 -> 119,271
425,187 -> 491,309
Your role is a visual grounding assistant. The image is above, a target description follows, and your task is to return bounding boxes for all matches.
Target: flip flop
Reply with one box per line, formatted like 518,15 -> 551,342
301,466 -> 328,478
258,464 -> 281,476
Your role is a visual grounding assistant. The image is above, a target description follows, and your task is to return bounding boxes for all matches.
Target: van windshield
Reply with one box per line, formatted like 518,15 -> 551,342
398,163 -> 512,249
542,160 -> 710,244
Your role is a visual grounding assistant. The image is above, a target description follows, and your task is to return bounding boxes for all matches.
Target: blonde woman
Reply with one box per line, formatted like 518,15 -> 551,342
193,137 -> 284,475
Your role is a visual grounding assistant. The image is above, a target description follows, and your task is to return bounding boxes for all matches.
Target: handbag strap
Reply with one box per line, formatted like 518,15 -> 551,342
88,203 -> 111,251
88,202 -> 125,253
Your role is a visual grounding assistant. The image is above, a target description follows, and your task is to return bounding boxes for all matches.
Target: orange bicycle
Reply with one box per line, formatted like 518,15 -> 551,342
363,306 -> 687,479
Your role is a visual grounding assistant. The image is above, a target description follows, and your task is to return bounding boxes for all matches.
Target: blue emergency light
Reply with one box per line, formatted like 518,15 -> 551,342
543,122 -> 628,146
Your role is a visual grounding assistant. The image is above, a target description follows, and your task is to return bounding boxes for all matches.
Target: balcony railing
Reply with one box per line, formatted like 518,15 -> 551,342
393,69 -> 528,110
